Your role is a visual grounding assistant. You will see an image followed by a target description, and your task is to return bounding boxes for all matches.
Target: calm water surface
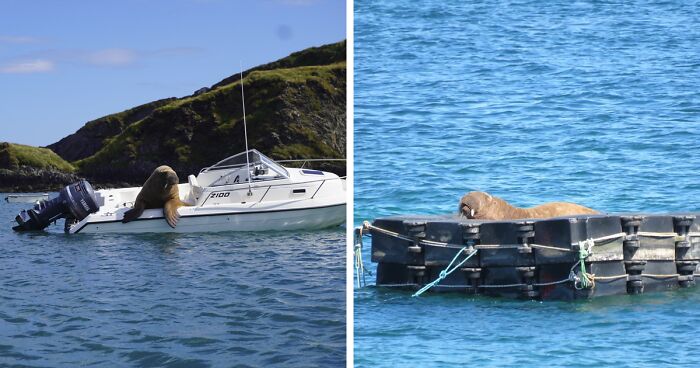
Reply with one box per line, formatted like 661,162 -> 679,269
0,199 -> 345,367
355,0 -> 700,366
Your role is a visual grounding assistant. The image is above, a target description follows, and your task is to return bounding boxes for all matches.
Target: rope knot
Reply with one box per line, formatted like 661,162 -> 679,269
574,239 -> 596,290
578,238 -> 595,254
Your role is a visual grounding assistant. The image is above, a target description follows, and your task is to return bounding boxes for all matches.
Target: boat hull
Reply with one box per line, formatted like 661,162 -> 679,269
71,203 -> 345,234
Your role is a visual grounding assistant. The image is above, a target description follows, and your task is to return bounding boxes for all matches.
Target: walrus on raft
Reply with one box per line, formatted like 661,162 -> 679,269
458,191 -> 599,220
122,165 -> 189,228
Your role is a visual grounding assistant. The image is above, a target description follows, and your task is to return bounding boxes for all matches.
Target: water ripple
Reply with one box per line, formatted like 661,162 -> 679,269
355,0 -> 700,366
0,205 -> 345,367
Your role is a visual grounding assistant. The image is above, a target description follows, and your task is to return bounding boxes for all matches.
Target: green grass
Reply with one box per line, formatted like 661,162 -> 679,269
0,142 -> 76,172
210,40 -> 346,90
71,42 -> 346,181
163,62 -> 346,111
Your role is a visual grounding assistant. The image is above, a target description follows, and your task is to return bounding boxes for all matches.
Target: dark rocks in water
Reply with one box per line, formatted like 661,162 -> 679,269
0,166 -> 80,192
0,142 -> 80,192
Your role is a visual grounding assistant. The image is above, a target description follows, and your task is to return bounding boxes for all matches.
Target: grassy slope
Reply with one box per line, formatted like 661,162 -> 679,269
210,40 -> 346,89
0,142 -> 75,172
7,40 -> 348,183
46,97 -> 176,162
75,61 -> 346,181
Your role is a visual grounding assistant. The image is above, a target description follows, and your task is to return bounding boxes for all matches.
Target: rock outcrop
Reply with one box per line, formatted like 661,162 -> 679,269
46,98 -> 176,162
1,40 -> 346,192
0,142 -> 79,191
75,59 -> 346,183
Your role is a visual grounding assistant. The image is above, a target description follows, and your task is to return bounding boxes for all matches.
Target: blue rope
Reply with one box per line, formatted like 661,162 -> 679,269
412,247 -> 478,297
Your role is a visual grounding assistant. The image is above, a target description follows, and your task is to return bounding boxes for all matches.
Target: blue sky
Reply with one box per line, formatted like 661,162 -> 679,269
0,0 -> 346,146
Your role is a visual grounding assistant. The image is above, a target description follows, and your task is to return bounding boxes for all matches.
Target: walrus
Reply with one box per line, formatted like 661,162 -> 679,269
122,165 -> 188,228
459,191 -> 599,220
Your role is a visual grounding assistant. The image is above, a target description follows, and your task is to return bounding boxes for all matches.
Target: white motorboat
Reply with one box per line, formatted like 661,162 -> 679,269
12,72 -> 345,234
5,193 -> 50,203
12,150 -> 346,234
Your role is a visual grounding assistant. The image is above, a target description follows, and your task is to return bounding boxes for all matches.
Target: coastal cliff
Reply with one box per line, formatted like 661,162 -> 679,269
0,143 -> 79,191
1,40 -> 346,192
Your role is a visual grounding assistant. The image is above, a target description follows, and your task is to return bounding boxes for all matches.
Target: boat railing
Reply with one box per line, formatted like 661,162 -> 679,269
208,175 -> 347,188
276,158 -> 346,169
199,162 -> 249,173
200,158 -> 346,173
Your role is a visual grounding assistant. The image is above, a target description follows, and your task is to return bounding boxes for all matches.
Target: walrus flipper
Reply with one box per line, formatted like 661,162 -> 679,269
164,199 -> 181,228
122,203 -> 145,223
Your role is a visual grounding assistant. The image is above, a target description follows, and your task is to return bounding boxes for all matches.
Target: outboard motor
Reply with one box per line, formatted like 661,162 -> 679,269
12,180 -> 100,231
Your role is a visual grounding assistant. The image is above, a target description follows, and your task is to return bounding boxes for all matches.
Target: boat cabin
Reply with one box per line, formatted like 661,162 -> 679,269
196,149 -> 289,187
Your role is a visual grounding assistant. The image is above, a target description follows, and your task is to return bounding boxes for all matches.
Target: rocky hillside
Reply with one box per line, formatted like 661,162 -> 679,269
1,40 -> 345,191
47,97 -> 176,162
0,143 -> 79,191
210,41 -> 346,89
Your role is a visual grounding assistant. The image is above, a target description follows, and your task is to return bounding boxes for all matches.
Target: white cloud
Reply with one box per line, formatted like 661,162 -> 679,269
0,35 -> 41,44
84,48 -> 137,66
151,47 -> 203,57
278,0 -> 319,5
0,59 -> 54,74
0,46 -> 201,74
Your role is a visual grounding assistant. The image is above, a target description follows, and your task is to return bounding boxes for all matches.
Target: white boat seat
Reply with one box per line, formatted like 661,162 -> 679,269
187,174 -> 204,203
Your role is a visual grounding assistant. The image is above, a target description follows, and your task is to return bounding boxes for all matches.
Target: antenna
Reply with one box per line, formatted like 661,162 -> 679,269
240,62 -> 252,196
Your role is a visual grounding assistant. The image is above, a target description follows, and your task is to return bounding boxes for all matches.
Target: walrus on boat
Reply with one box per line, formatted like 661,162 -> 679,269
122,165 -> 189,228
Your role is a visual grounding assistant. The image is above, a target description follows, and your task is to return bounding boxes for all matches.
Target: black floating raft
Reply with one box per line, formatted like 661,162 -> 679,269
364,213 -> 700,300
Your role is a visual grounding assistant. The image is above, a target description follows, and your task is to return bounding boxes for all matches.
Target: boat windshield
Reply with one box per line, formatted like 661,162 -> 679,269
202,149 -> 289,179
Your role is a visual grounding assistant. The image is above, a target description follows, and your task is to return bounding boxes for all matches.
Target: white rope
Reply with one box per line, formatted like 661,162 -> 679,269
589,232 -> 628,243
478,283 -> 527,288
429,284 -> 477,288
641,273 -> 680,278
378,283 -> 418,287
592,274 -> 629,281
527,243 -> 572,252
363,221 -> 415,242
534,278 -> 574,286
636,231 -> 678,238
353,226 -> 372,288
363,221 -> 688,293
364,222 -> 629,252
365,221 -> 696,246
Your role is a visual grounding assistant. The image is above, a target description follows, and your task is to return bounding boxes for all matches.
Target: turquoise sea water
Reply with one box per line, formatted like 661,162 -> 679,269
0,199 -> 345,367
354,0 -> 700,366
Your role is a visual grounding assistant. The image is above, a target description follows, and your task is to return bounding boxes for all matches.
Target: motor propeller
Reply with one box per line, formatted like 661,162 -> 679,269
12,180 -> 100,231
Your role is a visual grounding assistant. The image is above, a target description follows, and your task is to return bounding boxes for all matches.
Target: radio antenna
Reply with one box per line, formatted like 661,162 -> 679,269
240,62 -> 252,196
